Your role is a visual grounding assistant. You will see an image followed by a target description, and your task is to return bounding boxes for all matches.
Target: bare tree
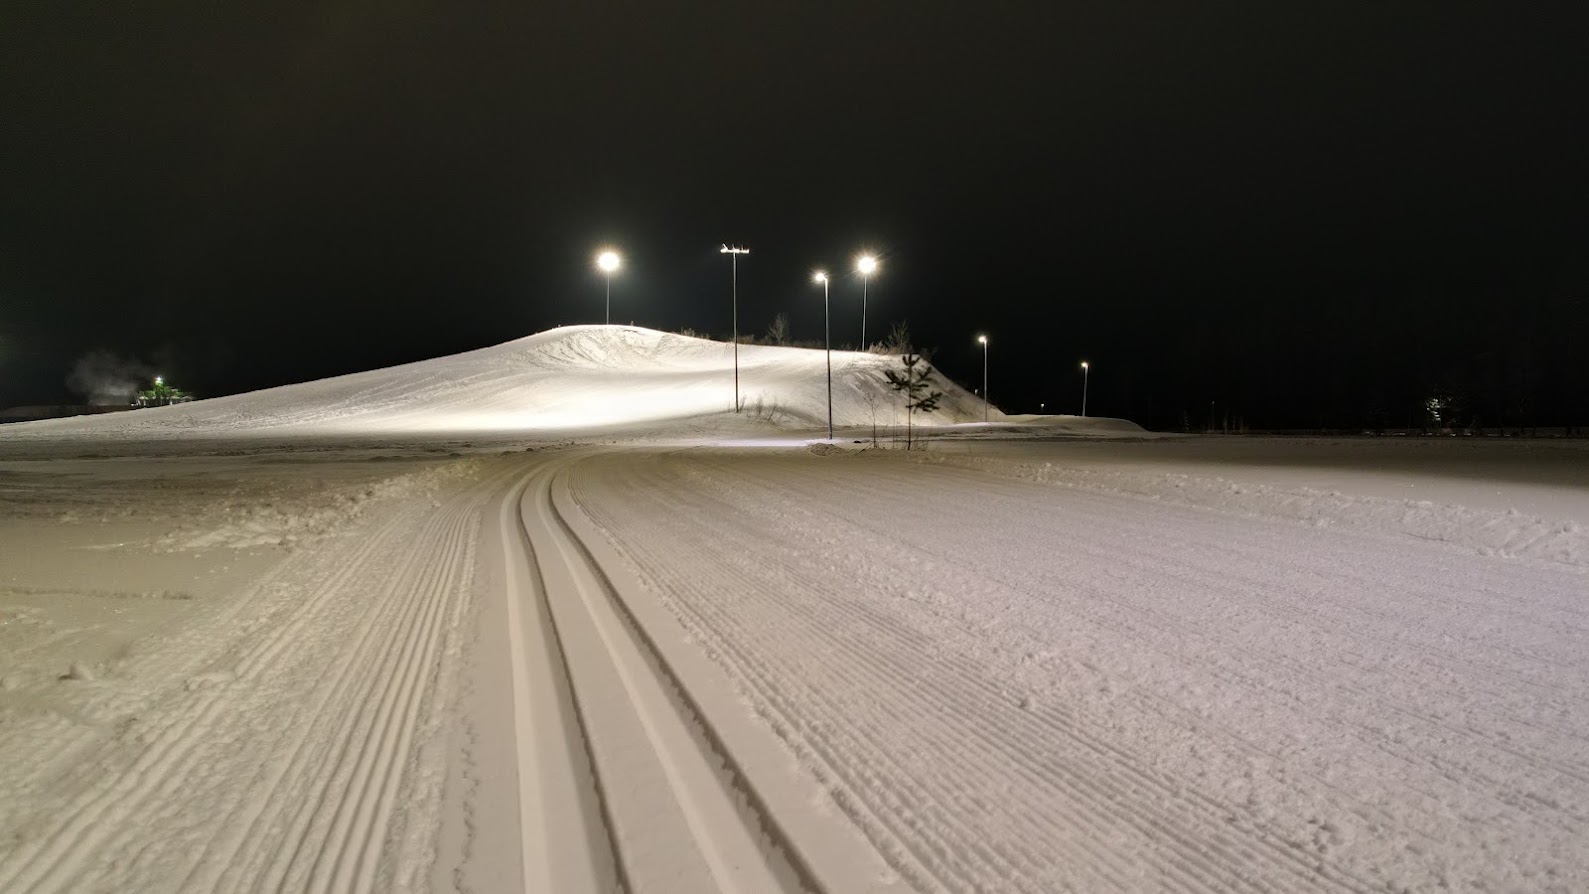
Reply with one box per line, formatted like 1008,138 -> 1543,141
860,384 -> 881,447
882,320 -> 912,355
767,312 -> 790,346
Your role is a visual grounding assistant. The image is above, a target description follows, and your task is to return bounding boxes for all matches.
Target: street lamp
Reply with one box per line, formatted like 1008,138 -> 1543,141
1081,361 -> 1090,417
977,335 -> 989,424
814,271 -> 833,440
595,249 -> 620,326
721,245 -> 750,412
856,253 -> 878,349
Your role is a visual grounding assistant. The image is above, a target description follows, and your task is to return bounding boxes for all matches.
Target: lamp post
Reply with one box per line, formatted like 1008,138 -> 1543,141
814,271 -> 833,440
856,253 -> 878,349
721,245 -> 749,412
596,249 -> 620,325
977,335 -> 989,424
1081,361 -> 1090,417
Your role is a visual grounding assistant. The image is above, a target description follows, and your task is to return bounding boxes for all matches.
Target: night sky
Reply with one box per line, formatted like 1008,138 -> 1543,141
4,3 -> 1585,430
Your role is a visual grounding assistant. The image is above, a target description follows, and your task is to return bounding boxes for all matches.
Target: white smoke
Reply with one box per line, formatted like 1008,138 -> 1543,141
66,350 -> 155,405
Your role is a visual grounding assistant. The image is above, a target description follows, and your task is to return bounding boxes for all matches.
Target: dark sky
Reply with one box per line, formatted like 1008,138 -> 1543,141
3,2 -> 1586,430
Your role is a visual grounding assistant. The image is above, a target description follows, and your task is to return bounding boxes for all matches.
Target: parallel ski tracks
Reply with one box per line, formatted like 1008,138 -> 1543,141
498,455 -> 828,893
786,464 -> 1589,789
572,461 -> 1337,894
565,450 -> 1589,893
14,444 -> 1579,892
0,465 -> 501,894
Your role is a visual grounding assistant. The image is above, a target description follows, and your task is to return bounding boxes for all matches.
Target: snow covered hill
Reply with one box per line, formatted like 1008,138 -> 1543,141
3,328 -> 1587,892
6,326 -> 1142,440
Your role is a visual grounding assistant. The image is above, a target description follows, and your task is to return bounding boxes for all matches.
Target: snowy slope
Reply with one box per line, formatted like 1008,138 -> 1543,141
6,326 -> 1119,440
39,328 -> 1589,891
3,393 -> 1587,890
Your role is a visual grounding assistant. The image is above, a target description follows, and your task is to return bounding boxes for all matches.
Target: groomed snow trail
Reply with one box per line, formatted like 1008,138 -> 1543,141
0,447 -> 898,894
483,453 -> 897,892
14,324 -> 1585,892
0,462 -> 508,894
6,439 -> 1585,892
564,448 -> 1589,894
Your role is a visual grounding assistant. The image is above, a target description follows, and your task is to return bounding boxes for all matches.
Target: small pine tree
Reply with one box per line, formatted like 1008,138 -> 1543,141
883,352 -> 944,450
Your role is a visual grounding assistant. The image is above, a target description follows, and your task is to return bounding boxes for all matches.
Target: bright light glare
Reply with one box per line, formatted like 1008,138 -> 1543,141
856,254 -> 878,275
596,250 -> 620,273
977,335 -> 987,345
813,271 -> 828,283
1081,361 -> 1089,369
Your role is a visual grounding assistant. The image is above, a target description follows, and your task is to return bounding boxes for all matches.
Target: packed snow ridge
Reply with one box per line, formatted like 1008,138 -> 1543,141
5,326 -> 1140,440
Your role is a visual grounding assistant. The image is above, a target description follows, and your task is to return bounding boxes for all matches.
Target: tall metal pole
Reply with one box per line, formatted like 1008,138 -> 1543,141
821,274 -> 832,440
982,339 -> 990,423
732,251 -> 738,411
855,254 -> 878,350
722,245 -> 749,412
861,276 -> 868,350
596,250 -> 620,325
1081,362 -> 1090,417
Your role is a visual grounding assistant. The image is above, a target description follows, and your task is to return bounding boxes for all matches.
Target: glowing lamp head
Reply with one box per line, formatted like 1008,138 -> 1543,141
977,335 -> 988,345
1081,361 -> 1089,370
596,250 -> 620,273
154,375 -> 163,385
813,271 -> 828,284
856,254 -> 878,276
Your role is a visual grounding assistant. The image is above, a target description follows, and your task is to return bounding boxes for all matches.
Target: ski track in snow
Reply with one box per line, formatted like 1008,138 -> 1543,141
5,326 -> 1588,893
4,444 -> 1586,892
566,448 -> 1589,894
489,453 -> 896,893
0,464 -> 504,894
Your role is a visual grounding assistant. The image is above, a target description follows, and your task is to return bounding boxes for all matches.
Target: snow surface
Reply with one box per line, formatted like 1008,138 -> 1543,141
2,326 -> 1586,893
2,326 -> 1033,440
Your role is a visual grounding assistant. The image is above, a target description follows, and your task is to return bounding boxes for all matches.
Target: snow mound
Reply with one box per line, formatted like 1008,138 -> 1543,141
7,326 -> 1017,440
